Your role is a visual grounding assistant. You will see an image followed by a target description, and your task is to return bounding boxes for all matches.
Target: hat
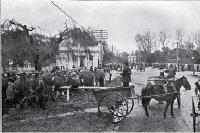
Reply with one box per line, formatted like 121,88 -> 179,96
9,77 -> 15,82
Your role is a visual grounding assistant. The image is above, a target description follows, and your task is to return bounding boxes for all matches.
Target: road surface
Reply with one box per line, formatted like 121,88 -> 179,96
116,67 -> 200,132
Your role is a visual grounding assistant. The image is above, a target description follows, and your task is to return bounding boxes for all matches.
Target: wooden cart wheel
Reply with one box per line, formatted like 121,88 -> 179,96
98,92 -> 129,123
192,97 -> 197,132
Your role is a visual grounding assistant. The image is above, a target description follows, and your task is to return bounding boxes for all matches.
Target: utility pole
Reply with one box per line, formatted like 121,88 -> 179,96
94,29 -> 108,42
112,44 -> 113,53
176,42 -> 179,70
192,56 -> 195,76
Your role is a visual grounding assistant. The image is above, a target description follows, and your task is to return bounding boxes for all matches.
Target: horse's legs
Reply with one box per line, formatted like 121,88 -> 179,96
177,94 -> 181,109
142,98 -> 151,117
170,100 -> 175,118
164,102 -> 170,118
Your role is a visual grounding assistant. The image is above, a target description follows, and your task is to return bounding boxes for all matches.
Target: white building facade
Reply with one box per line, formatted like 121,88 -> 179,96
56,39 -> 103,70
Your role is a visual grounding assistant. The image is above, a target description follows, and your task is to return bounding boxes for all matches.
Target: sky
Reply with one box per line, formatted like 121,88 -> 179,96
2,0 -> 200,53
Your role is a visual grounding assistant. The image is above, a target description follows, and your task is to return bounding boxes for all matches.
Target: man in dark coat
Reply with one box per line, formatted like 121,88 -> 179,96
79,70 -> 94,86
35,78 -> 46,110
121,62 -> 132,87
2,74 -> 9,102
53,73 -> 63,98
95,66 -> 105,87
165,64 -> 176,78
17,73 -> 31,100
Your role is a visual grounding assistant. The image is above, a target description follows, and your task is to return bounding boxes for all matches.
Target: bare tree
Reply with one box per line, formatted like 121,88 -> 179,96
185,35 -> 194,50
176,28 -> 184,47
193,31 -> 200,49
135,31 -> 154,53
135,31 -> 155,63
159,30 -> 170,49
158,30 -> 170,62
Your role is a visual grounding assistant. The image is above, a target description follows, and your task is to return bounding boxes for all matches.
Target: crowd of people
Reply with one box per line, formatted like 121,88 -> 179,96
2,65 -> 115,114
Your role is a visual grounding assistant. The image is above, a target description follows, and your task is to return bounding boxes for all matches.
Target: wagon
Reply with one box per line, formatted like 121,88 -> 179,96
147,76 -> 167,85
137,64 -> 145,72
91,79 -> 176,123
147,76 -> 181,107
93,86 -> 135,123
58,76 -> 181,123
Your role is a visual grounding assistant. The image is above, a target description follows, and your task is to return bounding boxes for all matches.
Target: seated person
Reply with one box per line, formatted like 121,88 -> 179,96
165,65 -> 176,79
159,67 -> 177,94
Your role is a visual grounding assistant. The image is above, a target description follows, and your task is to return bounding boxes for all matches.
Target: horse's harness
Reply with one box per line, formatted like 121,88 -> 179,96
147,78 -> 177,95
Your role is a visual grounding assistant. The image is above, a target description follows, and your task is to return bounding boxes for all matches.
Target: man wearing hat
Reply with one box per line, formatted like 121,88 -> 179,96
35,77 -> 46,110
5,77 -> 15,108
95,65 -> 105,87
121,62 -> 132,87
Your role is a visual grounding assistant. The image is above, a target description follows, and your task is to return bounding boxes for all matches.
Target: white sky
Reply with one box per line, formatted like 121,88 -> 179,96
2,0 -> 200,53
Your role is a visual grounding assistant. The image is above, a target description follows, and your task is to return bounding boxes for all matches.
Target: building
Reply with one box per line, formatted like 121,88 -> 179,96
6,60 -> 35,73
56,39 -> 103,70
128,51 -> 136,65
41,63 -> 56,72
167,58 -> 193,70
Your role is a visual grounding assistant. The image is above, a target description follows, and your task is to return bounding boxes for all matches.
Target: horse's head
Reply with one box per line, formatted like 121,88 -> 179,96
179,76 -> 191,91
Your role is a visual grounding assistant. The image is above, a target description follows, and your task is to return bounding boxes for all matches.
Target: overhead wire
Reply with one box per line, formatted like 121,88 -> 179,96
50,0 -> 85,30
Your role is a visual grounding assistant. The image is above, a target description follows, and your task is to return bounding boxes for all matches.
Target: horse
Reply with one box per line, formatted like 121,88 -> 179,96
141,76 -> 191,118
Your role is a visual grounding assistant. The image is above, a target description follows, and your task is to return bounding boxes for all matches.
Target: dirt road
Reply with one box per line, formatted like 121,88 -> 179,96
119,68 -> 199,132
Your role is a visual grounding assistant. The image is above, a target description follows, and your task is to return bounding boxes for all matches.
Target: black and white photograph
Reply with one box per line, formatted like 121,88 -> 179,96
1,0 -> 200,132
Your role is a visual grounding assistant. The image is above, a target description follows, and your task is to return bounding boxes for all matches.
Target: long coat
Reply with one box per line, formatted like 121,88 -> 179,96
79,70 -> 94,86
121,67 -> 131,82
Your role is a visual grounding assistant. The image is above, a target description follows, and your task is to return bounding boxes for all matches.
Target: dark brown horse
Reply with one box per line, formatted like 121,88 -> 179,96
141,76 -> 191,118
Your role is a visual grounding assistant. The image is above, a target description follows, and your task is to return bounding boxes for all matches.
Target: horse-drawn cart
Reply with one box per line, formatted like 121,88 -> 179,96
57,75 -> 190,124
94,76 -> 190,123
191,81 -> 200,132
